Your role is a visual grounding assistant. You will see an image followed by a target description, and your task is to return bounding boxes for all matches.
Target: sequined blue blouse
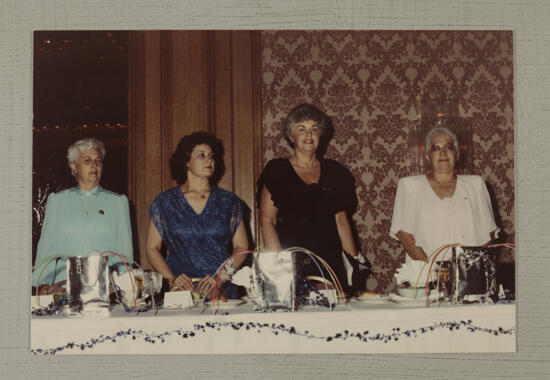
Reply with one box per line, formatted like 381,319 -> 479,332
149,186 -> 244,298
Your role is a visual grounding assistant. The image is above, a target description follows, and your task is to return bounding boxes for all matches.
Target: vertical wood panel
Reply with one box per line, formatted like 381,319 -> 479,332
159,31 -> 173,190
128,31 -> 163,267
232,30 -> 253,208
171,31 -> 209,144
212,31 -> 234,192
251,31 -> 264,242
232,31 -> 262,240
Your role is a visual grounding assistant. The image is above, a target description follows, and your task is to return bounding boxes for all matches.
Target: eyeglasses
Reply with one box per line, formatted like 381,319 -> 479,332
430,143 -> 456,153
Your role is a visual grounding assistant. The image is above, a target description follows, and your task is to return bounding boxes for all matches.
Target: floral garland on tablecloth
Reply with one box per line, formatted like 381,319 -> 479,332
31,319 -> 515,355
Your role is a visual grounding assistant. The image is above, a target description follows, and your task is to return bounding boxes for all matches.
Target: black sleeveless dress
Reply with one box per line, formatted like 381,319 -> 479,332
257,158 -> 357,290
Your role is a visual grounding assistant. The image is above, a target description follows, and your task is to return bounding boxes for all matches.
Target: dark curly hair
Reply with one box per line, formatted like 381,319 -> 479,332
169,131 -> 225,185
283,103 -> 334,157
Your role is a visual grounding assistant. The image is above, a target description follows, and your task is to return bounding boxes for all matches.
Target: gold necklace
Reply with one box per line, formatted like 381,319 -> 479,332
182,186 -> 210,200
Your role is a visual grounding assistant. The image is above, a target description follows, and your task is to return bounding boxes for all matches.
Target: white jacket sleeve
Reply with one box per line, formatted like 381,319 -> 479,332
390,177 -> 418,240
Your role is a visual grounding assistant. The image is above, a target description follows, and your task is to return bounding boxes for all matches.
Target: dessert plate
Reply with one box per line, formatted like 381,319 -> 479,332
355,295 -> 390,304
203,299 -> 247,310
389,292 -> 442,305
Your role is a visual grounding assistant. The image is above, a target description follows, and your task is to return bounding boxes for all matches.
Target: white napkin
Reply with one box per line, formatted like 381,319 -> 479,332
342,252 -> 353,286
394,260 -> 429,286
342,251 -> 367,286
163,290 -> 193,309
231,266 -> 253,290
31,295 -> 54,311
111,269 -> 145,306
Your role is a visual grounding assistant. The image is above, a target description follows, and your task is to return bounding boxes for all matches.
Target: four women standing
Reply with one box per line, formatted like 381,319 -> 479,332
33,109 -> 501,296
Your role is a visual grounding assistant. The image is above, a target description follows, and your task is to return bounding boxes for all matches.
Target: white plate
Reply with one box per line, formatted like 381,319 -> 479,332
202,299 -> 246,310
389,292 -> 442,305
163,304 -> 196,310
355,295 -> 390,304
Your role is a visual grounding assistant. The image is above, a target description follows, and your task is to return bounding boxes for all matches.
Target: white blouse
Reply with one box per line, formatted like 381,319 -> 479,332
390,175 -> 499,265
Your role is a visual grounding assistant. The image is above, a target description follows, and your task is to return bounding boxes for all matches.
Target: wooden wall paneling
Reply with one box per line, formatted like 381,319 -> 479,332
211,30 -> 235,192
159,31 -> 173,191
231,31 -> 262,242
251,31 -> 264,244
127,31 -> 143,264
170,31 -> 210,145
128,31 -> 163,268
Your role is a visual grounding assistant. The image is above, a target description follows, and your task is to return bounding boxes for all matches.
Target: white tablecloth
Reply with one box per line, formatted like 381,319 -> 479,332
31,300 -> 515,355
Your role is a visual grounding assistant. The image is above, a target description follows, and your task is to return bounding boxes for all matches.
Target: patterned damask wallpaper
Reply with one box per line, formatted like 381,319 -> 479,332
260,30 -> 514,293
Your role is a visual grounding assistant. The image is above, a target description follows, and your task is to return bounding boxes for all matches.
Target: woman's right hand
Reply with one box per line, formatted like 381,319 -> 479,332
396,230 -> 429,262
147,220 -> 190,291
37,280 -> 66,295
169,273 -> 194,291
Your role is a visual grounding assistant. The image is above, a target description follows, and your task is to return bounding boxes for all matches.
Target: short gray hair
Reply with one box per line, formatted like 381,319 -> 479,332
67,138 -> 106,168
424,126 -> 459,156
283,103 -> 331,147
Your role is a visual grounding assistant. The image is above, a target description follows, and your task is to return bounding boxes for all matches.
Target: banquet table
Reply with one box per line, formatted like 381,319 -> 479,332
31,298 -> 515,355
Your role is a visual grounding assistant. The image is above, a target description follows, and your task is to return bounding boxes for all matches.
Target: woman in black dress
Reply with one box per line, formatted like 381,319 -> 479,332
258,103 -> 364,292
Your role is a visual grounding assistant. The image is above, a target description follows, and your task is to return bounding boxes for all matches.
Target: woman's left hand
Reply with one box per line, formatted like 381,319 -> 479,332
196,275 -> 216,297
196,273 -> 229,299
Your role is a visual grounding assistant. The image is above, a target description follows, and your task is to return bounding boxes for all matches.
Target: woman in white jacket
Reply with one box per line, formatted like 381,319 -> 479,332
390,126 -> 499,268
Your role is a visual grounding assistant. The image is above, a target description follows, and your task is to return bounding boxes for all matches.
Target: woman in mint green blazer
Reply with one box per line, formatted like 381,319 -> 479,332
33,138 -> 133,295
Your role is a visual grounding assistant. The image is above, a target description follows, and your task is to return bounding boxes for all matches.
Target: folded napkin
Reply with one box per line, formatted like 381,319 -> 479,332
231,266 -> 253,290
342,251 -> 370,287
394,260 -> 429,286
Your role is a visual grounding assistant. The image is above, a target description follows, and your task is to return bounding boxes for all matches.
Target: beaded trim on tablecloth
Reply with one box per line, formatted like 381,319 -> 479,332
31,319 -> 515,355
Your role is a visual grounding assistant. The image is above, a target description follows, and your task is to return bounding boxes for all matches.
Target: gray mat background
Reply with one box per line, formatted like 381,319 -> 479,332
1,0 -> 549,379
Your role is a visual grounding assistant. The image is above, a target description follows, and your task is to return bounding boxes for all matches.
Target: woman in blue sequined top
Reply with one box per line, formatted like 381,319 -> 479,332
146,132 -> 249,299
